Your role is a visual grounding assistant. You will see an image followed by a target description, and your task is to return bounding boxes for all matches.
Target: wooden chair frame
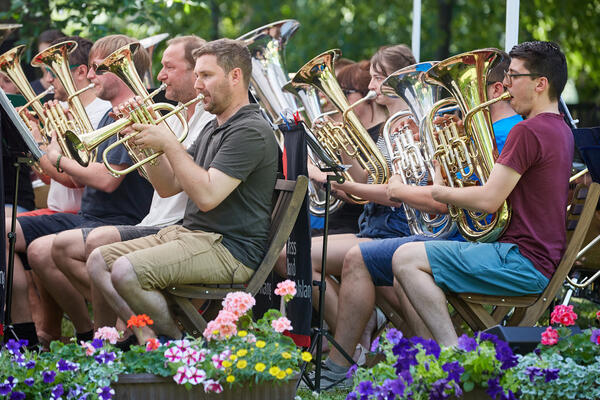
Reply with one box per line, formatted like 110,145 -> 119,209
164,176 -> 308,336
447,182 -> 600,331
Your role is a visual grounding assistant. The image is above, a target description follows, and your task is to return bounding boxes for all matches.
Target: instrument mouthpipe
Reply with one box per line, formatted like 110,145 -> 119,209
342,90 -> 376,121
67,83 -> 95,101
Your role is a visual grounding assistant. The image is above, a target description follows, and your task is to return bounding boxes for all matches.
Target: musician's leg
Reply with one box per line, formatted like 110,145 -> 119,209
392,278 -> 433,339
392,241 -> 457,346
52,229 -> 92,299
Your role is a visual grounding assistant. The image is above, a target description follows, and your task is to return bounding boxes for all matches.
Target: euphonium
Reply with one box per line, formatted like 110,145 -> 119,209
31,40 -> 97,165
423,48 -> 512,242
66,42 -> 195,177
239,20 -> 343,216
380,62 -> 456,237
287,49 -> 390,203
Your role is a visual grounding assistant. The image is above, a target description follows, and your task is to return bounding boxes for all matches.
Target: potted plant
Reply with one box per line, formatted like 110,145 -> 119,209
0,281 -> 310,400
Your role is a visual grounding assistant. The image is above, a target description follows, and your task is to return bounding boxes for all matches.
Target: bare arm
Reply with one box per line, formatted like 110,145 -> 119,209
386,174 -> 449,214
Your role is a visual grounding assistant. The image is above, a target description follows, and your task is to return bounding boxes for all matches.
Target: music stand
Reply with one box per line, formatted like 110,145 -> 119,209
0,88 -> 44,339
297,123 -> 356,392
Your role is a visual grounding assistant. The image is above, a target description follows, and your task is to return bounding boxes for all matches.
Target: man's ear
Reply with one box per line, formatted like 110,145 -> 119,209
74,64 -> 89,81
535,76 -> 549,94
229,67 -> 243,86
493,81 -> 506,97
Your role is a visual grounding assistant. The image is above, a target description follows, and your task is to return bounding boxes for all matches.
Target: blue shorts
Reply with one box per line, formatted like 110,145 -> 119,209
425,241 -> 550,296
18,212 -> 106,247
356,203 -> 410,239
360,234 -> 440,286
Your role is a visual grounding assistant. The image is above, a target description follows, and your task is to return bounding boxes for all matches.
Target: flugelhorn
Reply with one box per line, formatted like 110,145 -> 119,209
381,62 -> 456,237
286,49 -> 390,204
67,42 -> 193,177
423,48 -> 512,242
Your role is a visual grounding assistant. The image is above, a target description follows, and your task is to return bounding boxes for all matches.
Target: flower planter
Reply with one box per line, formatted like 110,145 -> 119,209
449,388 -> 488,400
113,373 -> 299,400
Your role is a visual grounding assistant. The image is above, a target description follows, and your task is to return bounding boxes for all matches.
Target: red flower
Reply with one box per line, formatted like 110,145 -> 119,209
127,314 -> 154,328
541,326 -> 559,346
145,338 -> 159,351
596,310 -> 600,320
549,305 -> 578,327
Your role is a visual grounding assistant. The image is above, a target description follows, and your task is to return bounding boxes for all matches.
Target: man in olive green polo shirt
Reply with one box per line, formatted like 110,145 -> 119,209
87,38 -> 279,345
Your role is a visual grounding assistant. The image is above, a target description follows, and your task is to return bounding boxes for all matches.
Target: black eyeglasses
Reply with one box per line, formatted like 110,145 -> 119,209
503,70 -> 541,85
341,88 -> 358,96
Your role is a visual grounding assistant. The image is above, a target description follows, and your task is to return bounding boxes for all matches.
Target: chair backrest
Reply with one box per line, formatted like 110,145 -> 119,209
244,175 -> 308,295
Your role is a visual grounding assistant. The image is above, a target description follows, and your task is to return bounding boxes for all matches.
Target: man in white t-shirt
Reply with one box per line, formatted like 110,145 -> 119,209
51,35 -> 215,330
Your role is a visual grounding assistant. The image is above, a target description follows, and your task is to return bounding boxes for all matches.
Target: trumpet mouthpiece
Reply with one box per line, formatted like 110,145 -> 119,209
365,90 -> 377,100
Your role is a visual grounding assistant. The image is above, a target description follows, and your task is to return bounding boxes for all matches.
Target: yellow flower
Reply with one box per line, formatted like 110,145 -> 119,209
236,360 -> 247,369
255,363 -> 266,372
238,330 -> 247,337
281,352 -> 291,359
286,368 -> 293,375
301,352 -> 312,362
226,375 -> 235,383
276,370 -> 286,379
256,340 -> 266,348
222,360 -> 232,368
212,330 -> 219,336
229,354 -> 237,361
275,343 -> 279,347
269,366 -> 281,376
237,349 -> 248,357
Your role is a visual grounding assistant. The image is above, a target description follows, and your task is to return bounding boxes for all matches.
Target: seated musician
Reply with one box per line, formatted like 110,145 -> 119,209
86,39 -> 279,345
392,41 -> 571,347
50,35 -> 214,333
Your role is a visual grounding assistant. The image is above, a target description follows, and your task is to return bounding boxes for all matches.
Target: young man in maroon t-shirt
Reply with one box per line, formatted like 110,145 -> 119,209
391,41 -> 571,346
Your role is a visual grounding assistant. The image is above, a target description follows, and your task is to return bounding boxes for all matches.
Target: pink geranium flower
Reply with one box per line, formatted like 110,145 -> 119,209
271,316 -> 293,333
550,305 -> 578,326
541,326 -> 559,346
80,341 -> 95,356
145,338 -> 159,352
94,327 -> 121,345
222,292 -> 255,317
274,280 -> 297,301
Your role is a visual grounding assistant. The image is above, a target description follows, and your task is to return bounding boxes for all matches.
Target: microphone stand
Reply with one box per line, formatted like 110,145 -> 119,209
299,165 -> 355,393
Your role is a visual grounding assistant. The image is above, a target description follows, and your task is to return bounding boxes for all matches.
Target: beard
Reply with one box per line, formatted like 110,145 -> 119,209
203,80 -> 232,115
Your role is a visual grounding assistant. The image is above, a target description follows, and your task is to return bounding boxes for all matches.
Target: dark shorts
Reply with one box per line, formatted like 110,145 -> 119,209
18,213 -> 106,247
359,234 -> 440,286
425,241 -> 550,296
356,203 -> 410,239
116,225 -> 162,241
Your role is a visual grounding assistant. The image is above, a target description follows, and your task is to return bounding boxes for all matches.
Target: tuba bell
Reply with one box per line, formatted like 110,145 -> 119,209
286,49 -> 390,203
423,48 -> 512,242
65,42 -> 198,177
380,62 -> 456,237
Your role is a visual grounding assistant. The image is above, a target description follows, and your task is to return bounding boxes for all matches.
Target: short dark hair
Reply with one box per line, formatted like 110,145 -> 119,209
90,34 -> 150,79
49,36 -> 93,68
370,44 -> 416,77
509,41 -> 567,101
166,35 -> 206,69
38,29 -> 65,45
192,38 -> 252,86
487,49 -> 510,84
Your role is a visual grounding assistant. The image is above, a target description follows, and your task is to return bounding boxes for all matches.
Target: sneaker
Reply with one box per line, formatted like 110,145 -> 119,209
303,360 -> 353,391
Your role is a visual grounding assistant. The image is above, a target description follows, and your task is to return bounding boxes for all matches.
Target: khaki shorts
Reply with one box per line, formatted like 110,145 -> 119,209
98,225 -> 255,290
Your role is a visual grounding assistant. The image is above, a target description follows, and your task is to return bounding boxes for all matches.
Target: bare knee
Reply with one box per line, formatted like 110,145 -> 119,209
51,232 -> 71,262
392,242 -> 420,278
27,237 -> 53,272
87,248 -> 107,281
342,245 -> 367,278
85,226 -> 120,258
111,257 -> 137,292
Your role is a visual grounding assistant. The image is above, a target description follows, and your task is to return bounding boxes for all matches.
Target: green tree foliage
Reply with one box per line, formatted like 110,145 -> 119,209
1,0 -> 598,103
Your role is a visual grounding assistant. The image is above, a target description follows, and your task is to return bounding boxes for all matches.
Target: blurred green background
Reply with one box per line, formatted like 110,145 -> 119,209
1,0 -> 598,122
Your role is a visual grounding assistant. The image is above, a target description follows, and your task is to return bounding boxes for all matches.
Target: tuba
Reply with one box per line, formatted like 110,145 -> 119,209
423,48 -> 512,242
65,42 -> 199,177
286,49 -> 390,203
239,20 -> 344,215
380,62 -> 456,237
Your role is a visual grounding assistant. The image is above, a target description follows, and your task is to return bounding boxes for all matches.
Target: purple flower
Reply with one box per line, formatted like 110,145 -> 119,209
357,381 -> 374,397
370,336 -> 380,352
18,339 -> 28,348
96,386 -> 114,400
411,337 -> 441,359
43,370 -> 57,384
94,351 -> 116,365
429,379 -> 452,400
386,378 -> 406,397
386,328 -> 403,345
591,329 -> 600,345
0,384 -> 11,396
24,378 -> 34,387
52,384 -> 64,399
345,392 -> 358,400
457,334 -> 478,352
442,361 -> 464,383
4,339 -> 22,354
486,377 -> 503,399
543,368 -> 560,382
91,339 -> 104,349
494,341 -> 518,370
57,359 -> 79,372
501,390 -> 518,400
525,366 -> 543,382
534,348 -> 541,357
26,360 -> 36,369
393,338 -> 419,373
12,353 -> 26,366
478,332 -> 499,344
10,391 -> 25,400
346,364 -> 358,379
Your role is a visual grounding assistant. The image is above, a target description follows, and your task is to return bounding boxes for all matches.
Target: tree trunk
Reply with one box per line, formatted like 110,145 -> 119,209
210,0 -> 220,40
436,0 -> 455,60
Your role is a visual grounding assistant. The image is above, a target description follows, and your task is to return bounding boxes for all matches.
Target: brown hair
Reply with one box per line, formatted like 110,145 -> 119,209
166,35 -> 206,69
89,34 -> 150,78
370,44 -> 416,77
192,38 -> 252,86
488,49 -> 510,84
337,60 -> 371,96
